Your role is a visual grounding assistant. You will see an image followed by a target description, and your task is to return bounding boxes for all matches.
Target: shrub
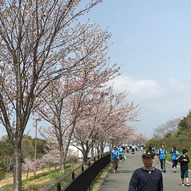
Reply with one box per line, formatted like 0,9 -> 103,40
0,160 -> 5,179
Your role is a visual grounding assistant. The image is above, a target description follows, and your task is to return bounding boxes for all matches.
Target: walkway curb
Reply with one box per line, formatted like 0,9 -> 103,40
94,167 -> 112,191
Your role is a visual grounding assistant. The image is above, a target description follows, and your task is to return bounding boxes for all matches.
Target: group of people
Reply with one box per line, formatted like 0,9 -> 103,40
110,143 -> 190,190
155,144 -> 190,187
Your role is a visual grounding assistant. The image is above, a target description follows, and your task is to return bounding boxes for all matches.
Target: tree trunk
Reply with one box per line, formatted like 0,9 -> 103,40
91,147 -> 94,158
83,154 -> 88,162
60,146 -> 65,172
82,148 -> 89,162
26,168 -> 29,179
13,140 -> 22,191
100,143 -> 104,155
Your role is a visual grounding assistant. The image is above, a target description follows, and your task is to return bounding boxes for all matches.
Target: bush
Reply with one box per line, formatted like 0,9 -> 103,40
66,155 -> 78,164
0,160 -> 5,179
0,167 -> 5,180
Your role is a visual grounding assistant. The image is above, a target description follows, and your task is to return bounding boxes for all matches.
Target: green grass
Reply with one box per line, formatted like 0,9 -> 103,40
0,163 -> 80,191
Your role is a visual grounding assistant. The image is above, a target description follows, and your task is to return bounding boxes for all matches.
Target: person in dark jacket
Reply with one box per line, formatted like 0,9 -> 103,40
179,149 -> 190,187
129,150 -> 163,191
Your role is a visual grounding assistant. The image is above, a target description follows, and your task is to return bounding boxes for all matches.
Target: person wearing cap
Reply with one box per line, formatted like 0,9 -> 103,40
157,144 -> 167,173
129,150 -> 163,191
170,146 -> 179,173
111,145 -> 119,173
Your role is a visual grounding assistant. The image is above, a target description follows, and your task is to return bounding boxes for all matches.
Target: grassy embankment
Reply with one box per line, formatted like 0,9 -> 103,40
0,163 -> 80,191
0,162 -> 110,191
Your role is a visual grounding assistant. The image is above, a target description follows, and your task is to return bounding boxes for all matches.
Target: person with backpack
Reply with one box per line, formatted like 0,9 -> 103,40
179,149 -> 190,187
170,146 -> 179,173
157,144 -> 167,173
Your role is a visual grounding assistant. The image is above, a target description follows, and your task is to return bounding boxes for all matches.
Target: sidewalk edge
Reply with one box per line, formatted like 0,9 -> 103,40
94,167 -> 112,191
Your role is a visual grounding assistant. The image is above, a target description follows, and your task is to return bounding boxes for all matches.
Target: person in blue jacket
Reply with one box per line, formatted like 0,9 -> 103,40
111,145 -> 119,172
157,144 -> 167,173
118,145 -> 123,161
129,150 -> 163,191
170,146 -> 179,173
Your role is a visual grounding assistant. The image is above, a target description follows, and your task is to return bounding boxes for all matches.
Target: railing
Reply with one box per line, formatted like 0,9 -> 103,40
44,153 -> 111,191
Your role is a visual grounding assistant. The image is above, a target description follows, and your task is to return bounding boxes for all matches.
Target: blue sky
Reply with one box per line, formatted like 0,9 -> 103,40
85,0 -> 191,137
1,0 -> 191,139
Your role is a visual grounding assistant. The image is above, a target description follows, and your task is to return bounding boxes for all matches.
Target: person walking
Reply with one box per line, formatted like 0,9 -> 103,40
129,149 -> 163,191
157,144 -> 167,173
152,146 -> 156,156
126,145 -> 130,153
111,145 -> 119,173
131,144 -> 135,154
118,145 -> 123,161
170,146 -> 179,173
179,149 -> 190,187
141,145 -> 144,152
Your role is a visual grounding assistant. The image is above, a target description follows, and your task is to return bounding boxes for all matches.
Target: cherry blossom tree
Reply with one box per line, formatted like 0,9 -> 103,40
22,158 -> 35,178
0,0 -> 104,190
41,144 -> 61,171
37,61 -> 120,171
134,133 -> 148,145
72,89 -> 138,161
106,124 -> 135,147
127,133 -> 148,145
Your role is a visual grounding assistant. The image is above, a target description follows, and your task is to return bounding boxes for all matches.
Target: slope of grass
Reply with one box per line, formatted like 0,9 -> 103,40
0,163 -> 80,191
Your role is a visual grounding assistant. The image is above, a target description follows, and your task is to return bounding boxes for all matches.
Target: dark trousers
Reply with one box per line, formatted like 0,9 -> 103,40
159,158 -> 166,171
172,159 -> 177,168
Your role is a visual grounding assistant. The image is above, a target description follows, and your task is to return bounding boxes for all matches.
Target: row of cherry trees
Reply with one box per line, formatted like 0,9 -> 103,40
22,76 -> 145,175
35,63 -> 141,171
0,0 -> 145,190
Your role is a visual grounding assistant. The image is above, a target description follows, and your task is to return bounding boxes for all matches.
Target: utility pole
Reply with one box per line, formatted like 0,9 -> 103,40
34,118 -> 41,176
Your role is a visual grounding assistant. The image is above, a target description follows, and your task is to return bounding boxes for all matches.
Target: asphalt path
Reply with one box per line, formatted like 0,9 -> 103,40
100,151 -> 190,191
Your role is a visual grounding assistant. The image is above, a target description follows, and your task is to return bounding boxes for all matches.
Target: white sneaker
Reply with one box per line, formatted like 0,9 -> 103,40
187,183 -> 190,187
113,170 -> 115,173
182,183 -> 184,187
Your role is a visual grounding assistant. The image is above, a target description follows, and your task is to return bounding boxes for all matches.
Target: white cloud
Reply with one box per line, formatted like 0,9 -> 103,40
109,75 -> 191,126
167,78 -> 189,92
109,75 -> 165,100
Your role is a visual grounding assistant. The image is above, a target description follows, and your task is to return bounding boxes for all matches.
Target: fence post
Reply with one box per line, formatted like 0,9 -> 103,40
57,183 -> 61,191
43,153 -> 111,191
72,172 -> 75,180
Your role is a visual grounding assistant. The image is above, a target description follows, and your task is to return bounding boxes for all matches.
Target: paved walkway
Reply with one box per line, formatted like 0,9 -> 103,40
100,151 -> 190,191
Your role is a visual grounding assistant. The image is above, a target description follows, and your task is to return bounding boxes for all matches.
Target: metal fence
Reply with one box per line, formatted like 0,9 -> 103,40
44,153 -> 111,191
